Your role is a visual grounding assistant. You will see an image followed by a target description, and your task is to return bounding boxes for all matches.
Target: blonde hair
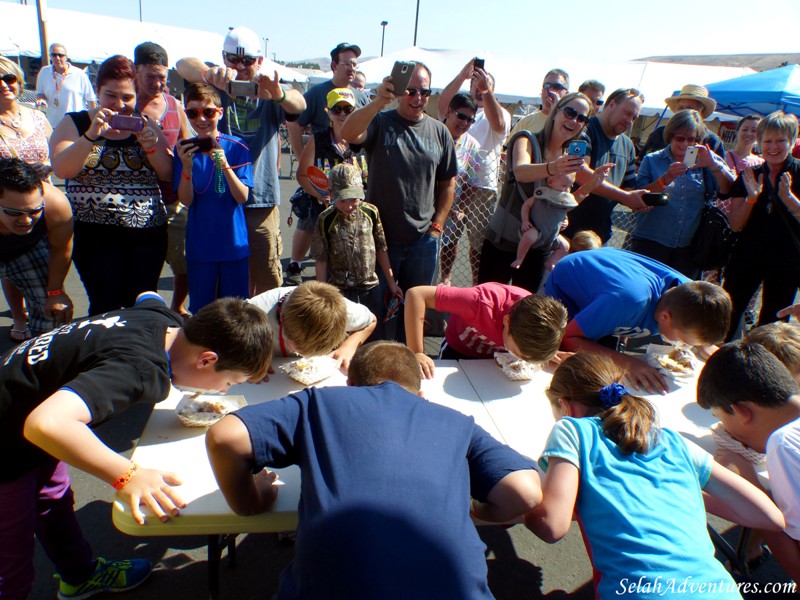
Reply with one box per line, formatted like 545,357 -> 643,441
0,57 -> 25,97
745,322 -> 800,379
568,231 -> 601,253
348,341 -> 421,393
508,295 -> 567,362
281,281 -> 348,356
757,111 -> 799,146
546,353 -> 656,454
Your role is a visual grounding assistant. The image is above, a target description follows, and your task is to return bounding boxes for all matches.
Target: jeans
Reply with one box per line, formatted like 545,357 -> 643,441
378,234 -> 439,342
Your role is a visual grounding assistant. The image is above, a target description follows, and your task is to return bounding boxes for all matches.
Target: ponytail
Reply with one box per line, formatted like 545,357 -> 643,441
546,353 -> 657,454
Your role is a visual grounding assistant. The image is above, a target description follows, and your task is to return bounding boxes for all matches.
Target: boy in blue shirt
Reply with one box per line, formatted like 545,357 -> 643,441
206,341 -> 541,599
545,247 -> 731,393
175,83 -> 253,313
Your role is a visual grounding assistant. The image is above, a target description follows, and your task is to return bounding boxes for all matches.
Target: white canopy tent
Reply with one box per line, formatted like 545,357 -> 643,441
357,47 -> 754,114
0,3 -> 309,83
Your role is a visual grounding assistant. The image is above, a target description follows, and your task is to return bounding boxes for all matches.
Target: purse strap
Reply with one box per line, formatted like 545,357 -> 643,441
0,129 -> 21,160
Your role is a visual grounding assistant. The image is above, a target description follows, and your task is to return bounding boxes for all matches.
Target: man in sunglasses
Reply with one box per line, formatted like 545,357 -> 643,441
507,68 -> 569,142
437,59 -> 512,285
176,27 -> 306,295
342,62 -> 457,341
35,43 -> 96,128
133,42 -> 192,316
0,158 -> 74,337
578,80 -> 605,116
284,42 -> 369,285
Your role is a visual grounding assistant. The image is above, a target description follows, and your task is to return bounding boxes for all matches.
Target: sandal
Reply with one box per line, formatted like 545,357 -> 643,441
9,327 -> 31,342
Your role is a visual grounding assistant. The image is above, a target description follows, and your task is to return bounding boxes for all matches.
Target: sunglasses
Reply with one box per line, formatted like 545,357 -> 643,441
561,105 -> 590,125
672,135 -> 698,144
50,53 -> 66,58
1,203 -> 44,218
185,107 -> 221,119
595,99 -> 604,107
543,82 -> 567,93
224,52 -> 258,67
406,88 -> 432,98
0,73 -> 18,85
454,111 -> 476,124
329,104 -> 355,116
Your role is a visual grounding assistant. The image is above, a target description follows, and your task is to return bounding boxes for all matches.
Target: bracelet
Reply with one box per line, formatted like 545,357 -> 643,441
745,195 -> 758,205
545,161 -> 553,176
46,288 -> 63,297
144,148 -> 156,155
429,221 -> 443,233
182,172 -> 191,180
111,462 -> 139,491
657,176 -> 669,187
277,89 -> 286,104
83,133 -> 101,143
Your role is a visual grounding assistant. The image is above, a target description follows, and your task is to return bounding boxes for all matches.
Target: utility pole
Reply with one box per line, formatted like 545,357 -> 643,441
380,21 -> 388,57
36,0 -> 49,66
413,0 -> 420,46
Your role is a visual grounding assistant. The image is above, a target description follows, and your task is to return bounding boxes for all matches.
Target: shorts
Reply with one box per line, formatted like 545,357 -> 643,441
245,206 -> 283,293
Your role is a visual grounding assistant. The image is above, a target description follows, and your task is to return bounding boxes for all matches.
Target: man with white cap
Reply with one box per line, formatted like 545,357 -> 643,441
35,43 -> 96,128
639,84 -> 726,159
176,27 -> 306,295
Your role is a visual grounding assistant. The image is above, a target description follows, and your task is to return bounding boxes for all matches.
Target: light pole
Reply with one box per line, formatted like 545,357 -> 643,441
264,38 -> 269,58
380,21 -> 388,57
138,0 -> 142,21
413,0 -> 420,46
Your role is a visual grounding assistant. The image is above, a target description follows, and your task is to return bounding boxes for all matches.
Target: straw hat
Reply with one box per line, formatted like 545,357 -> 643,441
664,84 -> 717,119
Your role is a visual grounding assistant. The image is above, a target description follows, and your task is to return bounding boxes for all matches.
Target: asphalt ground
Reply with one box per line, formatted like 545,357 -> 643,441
0,154 -> 793,599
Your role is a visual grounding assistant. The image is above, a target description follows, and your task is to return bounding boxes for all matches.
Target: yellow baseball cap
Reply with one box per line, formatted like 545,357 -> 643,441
327,88 -> 356,109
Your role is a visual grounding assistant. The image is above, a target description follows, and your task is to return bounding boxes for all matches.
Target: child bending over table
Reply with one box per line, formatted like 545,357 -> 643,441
1,294 -> 272,600
404,282 -> 568,378
526,352 -> 785,599
699,341 -> 800,585
206,341 -> 541,599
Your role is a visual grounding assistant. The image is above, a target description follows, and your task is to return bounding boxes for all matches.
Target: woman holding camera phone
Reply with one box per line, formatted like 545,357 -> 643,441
51,55 -> 172,315
631,109 -> 733,278
480,92 -> 610,292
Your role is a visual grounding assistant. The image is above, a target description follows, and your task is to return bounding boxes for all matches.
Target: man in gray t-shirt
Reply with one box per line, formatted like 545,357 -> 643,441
342,62 -> 457,340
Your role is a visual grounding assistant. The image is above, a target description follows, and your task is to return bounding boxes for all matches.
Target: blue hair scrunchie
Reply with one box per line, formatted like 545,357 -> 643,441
599,382 -> 628,409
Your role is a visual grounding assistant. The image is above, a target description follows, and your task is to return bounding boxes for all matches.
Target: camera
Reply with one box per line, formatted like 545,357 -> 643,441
568,140 -> 588,157
642,192 -> 668,207
109,114 -> 144,132
226,80 -> 259,98
179,136 -> 214,152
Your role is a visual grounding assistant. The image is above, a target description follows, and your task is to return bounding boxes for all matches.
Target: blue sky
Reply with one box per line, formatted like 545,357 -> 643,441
8,0 -> 800,64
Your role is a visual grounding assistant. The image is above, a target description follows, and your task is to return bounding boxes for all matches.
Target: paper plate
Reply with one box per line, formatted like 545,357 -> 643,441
175,394 -> 247,428
281,356 -> 340,386
494,352 -> 540,381
646,344 -> 697,382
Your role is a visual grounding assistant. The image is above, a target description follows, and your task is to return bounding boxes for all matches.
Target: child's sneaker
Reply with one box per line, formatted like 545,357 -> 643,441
284,262 -> 304,286
56,557 -> 152,600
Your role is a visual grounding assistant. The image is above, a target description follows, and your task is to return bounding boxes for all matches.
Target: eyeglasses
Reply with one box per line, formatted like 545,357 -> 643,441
329,104 -> 355,115
561,105 -> 590,125
337,60 -> 358,68
595,99 -> 604,107
672,135 -> 698,144
0,73 -> 18,85
50,53 -> 66,58
224,52 -> 258,67
406,88 -> 432,98
543,82 -> 568,94
454,111 -> 476,124
185,107 -> 220,119
0,203 -> 44,218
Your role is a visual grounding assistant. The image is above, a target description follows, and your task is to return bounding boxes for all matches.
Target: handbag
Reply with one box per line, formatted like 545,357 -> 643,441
486,130 -> 541,253
288,186 -> 319,221
689,167 -> 733,271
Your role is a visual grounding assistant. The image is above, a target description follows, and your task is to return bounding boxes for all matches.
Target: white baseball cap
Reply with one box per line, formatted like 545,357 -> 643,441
223,27 -> 262,57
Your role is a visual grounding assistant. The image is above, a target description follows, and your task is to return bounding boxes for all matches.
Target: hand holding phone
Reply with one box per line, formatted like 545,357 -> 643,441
109,114 -> 144,132
227,80 -> 259,98
568,140 -> 588,157
179,137 -> 214,152
683,146 -> 698,168
473,58 -> 485,70
642,192 -> 668,207
390,61 -> 415,97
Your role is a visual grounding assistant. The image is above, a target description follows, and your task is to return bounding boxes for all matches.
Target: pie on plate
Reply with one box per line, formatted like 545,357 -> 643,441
176,394 -> 247,428
646,344 -> 696,378
280,356 -> 340,386
494,352 -> 540,381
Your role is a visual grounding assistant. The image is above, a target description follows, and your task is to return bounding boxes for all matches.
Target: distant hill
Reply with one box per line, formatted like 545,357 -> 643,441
635,53 -> 800,72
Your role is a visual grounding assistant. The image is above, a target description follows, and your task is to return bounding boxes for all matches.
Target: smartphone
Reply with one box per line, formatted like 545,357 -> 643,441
642,192 -> 668,207
473,58 -> 485,70
683,146 -> 698,168
568,140 -> 588,157
179,136 -> 213,152
390,61 -> 416,96
227,80 -> 259,98
109,114 -> 144,132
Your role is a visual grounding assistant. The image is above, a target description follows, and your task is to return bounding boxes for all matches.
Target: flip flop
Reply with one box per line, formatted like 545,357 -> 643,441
9,327 -> 31,342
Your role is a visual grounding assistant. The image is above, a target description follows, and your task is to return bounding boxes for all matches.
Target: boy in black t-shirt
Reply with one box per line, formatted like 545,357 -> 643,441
0,293 -> 272,600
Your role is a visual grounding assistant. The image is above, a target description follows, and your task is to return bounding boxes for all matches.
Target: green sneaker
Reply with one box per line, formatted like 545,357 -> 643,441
56,557 -> 152,600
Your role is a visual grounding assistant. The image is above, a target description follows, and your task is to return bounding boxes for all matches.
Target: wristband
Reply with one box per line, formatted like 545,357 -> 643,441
144,148 -> 156,155
546,161 -> 553,176
112,462 -> 139,491
429,222 -> 443,233
83,133 -> 101,143
745,194 -> 758,205
277,88 -> 286,104
182,172 -> 192,180
46,289 -> 63,297
657,176 -> 669,187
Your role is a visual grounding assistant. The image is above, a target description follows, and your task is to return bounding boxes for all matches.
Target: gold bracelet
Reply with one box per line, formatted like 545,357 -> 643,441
112,462 -> 140,490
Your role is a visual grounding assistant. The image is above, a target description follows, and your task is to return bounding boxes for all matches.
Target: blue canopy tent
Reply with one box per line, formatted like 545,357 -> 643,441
705,64 -> 800,116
